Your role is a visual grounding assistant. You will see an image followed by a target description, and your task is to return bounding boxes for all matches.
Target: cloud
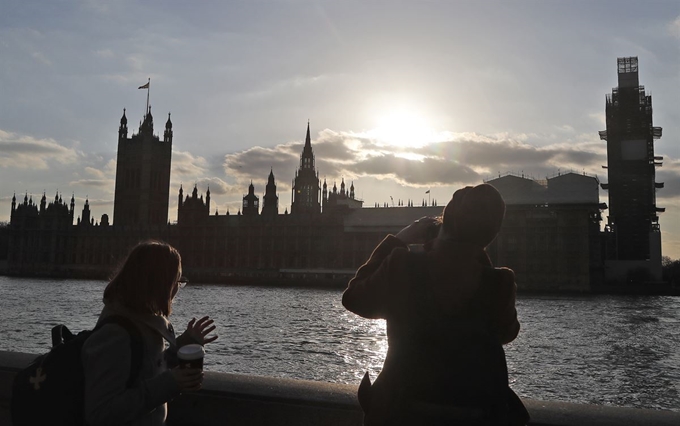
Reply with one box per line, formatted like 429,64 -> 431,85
220,128 -> 611,192
224,144 -> 299,189
103,159 -> 116,176
195,177 -> 238,196
315,130 -> 373,162
656,156 -> 680,200
69,178 -> 115,189
84,166 -> 107,179
172,150 -> 209,177
94,48 -> 114,59
556,125 -> 575,133
670,15 -> 680,38
31,51 -> 52,66
0,129 -> 81,169
346,154 -> 480,186
589,112 -> 606,127
240,74 -> 332,100
80,0 -> 111,15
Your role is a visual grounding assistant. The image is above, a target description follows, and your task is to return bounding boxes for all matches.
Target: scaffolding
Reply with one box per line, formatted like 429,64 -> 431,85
600,57 -> 663,261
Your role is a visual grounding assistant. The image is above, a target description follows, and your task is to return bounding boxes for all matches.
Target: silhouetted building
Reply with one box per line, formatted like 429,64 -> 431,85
178,185 -> 210,224
291,122 -> 321,215
242,182 -> 259,217
323,178 -> 362,213
599,57 -> 664,282
8,192 -> 75,271
261,169 -> 279,218
4,63 -> 669,290
113,107 -> 172,227
485,172 -> 605,291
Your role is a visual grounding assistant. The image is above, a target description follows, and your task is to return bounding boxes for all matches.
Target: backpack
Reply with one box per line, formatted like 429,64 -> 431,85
10,315 -> 144,426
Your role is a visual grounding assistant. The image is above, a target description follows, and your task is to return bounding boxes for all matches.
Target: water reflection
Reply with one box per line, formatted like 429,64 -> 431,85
0,277 -> 678,411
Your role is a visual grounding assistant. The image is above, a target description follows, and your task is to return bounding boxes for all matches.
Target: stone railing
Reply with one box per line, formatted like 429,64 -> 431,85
1,351 -> 678,426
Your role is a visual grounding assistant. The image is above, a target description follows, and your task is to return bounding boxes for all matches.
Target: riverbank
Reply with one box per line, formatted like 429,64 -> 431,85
2,269 -> 679,295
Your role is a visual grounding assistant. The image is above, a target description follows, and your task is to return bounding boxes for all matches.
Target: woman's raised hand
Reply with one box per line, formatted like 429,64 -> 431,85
184,316 -> 218,345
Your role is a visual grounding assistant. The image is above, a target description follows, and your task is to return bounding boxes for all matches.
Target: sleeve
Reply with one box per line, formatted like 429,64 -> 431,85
82,323 -> 180,426
176,329 -> 202,348
171,327 -> 202,369
342,235 -> 408,319
491,267 -> 521,345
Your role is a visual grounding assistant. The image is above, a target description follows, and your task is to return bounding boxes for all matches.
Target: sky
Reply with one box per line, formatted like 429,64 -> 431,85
1,0 -> 679,258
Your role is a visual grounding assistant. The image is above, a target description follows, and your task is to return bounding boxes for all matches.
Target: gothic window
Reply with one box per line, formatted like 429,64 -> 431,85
304,186 -> 311,206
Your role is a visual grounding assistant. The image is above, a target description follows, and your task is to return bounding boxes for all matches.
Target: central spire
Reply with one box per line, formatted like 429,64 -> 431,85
291,121 -> 321,215
300,120 -> 314,170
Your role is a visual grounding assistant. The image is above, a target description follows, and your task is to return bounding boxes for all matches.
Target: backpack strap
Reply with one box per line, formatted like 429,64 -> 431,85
51,324 -> 75,347
94,316 -> 144,388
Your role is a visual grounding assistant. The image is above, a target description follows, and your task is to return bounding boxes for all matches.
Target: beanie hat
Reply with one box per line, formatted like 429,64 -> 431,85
442,184 -> 505,248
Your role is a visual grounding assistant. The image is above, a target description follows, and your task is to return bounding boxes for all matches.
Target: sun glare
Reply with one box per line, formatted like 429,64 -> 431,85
371,109 -> 436,148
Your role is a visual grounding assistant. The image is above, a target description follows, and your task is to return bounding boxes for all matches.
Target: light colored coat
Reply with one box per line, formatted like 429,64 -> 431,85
81,301 -> 196,426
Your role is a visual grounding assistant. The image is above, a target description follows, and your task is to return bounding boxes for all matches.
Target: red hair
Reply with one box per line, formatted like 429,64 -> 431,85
104,240 -> 182,316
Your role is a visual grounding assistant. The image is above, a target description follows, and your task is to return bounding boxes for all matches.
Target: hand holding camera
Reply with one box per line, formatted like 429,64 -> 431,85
395,216 -> 440,245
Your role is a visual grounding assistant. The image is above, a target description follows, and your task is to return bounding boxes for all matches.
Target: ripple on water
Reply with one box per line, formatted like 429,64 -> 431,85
1,278 -> 679,411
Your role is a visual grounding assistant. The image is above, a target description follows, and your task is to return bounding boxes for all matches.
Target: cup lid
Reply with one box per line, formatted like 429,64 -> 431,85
178,344 -> 205,360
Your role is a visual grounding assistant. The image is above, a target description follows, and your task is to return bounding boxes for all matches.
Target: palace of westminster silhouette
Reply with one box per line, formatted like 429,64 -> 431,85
3,57 -> 667,291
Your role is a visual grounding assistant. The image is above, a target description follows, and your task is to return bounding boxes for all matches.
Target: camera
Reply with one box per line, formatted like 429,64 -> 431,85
425,217 -> 442,241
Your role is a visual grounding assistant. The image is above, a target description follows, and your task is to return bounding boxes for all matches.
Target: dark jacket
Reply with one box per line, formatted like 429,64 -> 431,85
343,235 -> 527,426
81,301 -> 198,426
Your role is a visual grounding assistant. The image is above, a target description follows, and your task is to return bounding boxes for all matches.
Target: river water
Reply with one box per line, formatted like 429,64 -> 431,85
1,276 -> 678,412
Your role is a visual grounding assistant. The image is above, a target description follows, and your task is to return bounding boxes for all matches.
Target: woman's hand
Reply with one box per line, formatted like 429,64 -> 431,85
395,216 -> 439,244
171,367 -> 204,392
183,316 -> 218,345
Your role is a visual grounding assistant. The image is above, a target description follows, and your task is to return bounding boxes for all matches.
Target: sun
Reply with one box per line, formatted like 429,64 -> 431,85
371,108 -> 435,148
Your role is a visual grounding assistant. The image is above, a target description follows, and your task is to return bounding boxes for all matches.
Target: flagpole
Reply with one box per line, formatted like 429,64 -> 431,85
146,78 -> 150,115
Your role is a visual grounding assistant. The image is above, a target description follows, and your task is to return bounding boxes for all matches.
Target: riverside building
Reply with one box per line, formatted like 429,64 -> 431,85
3,57 -> 667,291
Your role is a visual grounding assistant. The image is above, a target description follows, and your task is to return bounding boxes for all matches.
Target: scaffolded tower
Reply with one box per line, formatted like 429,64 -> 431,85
600,57 -> 664,265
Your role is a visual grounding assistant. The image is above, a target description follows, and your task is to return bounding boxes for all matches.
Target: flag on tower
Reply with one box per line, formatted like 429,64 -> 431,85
138,82 -> 150,89
425,190 -> 430,194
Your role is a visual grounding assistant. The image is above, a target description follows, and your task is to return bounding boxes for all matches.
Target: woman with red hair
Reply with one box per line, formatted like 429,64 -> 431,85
82,240 -> 218,426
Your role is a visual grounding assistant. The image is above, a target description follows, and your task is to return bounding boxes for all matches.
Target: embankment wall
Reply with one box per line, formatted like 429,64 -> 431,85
1,351 -> 678,426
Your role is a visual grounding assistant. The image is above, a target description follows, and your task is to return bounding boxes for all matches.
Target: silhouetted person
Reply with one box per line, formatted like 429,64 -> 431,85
82,240 -> 218,426
343,184 -> 529,425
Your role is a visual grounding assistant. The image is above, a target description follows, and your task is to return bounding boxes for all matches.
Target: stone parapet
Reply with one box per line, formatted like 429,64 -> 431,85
1,351 -> 678,426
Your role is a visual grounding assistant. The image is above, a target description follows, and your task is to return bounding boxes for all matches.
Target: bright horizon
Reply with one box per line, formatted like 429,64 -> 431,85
1,1 -> 679,258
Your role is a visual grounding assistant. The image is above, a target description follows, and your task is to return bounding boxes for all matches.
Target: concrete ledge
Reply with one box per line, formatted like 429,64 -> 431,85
1,351 -> 678,426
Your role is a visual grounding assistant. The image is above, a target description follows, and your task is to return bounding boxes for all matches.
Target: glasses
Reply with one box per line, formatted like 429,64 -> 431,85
177,276 -> 188,288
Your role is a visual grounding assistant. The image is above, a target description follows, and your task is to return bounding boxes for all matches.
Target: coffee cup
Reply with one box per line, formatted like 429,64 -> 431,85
177,344 -> 205,370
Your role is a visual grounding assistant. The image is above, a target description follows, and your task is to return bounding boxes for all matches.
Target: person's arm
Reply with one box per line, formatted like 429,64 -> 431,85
342,235 -> 407,319
343,217 -> 438,318
82,324 -> 180,426
493,268 -> 521,345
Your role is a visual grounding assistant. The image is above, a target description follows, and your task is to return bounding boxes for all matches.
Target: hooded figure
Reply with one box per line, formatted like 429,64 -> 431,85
343,184 -> 529,426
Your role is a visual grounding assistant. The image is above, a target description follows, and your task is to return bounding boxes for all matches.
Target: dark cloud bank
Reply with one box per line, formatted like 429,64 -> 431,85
219,129 -> 678,198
